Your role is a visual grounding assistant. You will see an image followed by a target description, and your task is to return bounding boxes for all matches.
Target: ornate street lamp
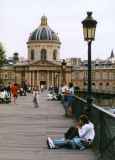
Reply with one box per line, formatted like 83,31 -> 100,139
61,59 -> 66,84
82,12 -> 97,111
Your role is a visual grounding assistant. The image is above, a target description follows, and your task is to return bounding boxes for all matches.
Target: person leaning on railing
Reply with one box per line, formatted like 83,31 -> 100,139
47,114 -> 95,150
64,83 -> 75,117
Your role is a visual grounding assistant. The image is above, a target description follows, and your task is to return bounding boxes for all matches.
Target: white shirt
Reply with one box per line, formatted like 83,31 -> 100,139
61,85 -> 69,93
78,122 -> 95,141
69,87 -> 74,94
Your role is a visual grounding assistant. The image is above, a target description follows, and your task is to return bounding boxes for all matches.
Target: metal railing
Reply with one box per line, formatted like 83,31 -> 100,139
71,96 -> 115,160
82,89 -> 115,95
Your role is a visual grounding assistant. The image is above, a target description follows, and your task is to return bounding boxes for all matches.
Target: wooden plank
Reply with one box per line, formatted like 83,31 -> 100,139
0,92 -> 96,160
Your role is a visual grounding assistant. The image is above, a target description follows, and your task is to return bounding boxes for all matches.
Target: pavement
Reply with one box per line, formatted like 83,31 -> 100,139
0,91 -> 96,160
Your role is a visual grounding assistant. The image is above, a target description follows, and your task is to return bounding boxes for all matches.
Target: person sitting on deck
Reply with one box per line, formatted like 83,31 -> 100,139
47,114 -> 95,150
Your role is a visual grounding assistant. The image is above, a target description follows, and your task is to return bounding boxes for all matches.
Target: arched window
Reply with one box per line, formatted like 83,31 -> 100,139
53,50 -> 57,60
31,49 -> 35,60
84,82 -> 87,86
41,49 -> 47,60
106,82 -> 109,86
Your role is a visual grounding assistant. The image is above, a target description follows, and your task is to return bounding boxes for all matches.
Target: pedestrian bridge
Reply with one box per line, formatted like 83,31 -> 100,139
0,92 -> 96,160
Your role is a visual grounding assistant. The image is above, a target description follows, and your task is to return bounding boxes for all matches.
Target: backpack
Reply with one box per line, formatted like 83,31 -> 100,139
64,126 -> 79,140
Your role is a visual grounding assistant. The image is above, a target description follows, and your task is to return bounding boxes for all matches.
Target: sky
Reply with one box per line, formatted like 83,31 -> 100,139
0,0 -> 115,60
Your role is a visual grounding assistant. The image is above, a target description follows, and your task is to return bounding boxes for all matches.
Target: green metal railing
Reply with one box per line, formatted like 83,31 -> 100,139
71,96 -> 115,160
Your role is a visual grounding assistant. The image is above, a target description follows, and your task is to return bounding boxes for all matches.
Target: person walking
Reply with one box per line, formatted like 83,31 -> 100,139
11,83 -> 18,104
33,88 -> 40,108
7,82 -> 11,97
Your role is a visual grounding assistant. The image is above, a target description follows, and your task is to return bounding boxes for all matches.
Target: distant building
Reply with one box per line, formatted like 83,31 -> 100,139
1,16 -> 115,93
0,65 -> 15,84
66,58 -> 81,66
0,16 -> 72,88
73,51 -> 115,93
108,49 -> 115,63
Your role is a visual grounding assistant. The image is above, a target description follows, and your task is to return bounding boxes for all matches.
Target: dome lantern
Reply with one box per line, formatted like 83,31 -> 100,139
41,15 -> 47,26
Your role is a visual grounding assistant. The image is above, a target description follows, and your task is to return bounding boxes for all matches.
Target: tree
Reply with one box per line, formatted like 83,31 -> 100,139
0,42 -> 6,66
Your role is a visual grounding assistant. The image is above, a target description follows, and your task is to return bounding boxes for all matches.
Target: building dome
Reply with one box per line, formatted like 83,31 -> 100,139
28,16 -> 60,42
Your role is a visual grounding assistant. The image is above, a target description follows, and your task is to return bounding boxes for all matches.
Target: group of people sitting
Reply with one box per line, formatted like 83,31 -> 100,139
0,81 -> 29,104
0,87 -> 11,103
47,114 -> 95,151
47,86 -> 59,100
0,83 -> 19,104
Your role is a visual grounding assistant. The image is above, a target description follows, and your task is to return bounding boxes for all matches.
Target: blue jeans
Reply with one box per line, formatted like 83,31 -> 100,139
53,136 -> 85,149
53,138 -> 65,148
64,95 -> 75,113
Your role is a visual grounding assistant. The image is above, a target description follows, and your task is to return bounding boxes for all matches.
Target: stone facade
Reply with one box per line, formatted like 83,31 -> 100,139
0,66 -> 15,84
14,60 -> 72,89
73,64 -> 115,93
27,42 -> 60,62
0,16 -> 72,88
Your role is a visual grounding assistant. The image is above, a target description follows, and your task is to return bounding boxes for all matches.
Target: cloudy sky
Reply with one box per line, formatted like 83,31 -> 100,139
0,0 -> 115,60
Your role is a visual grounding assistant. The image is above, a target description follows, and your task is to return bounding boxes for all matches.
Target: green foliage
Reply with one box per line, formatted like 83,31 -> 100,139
0,42 -> 6,66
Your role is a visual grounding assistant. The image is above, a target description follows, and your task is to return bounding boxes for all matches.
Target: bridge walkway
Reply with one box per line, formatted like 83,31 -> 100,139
0,91 -> 96,160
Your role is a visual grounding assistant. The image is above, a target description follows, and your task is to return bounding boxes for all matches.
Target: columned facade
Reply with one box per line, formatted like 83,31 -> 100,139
15,60 -> 72,89
0,16 -> 72,88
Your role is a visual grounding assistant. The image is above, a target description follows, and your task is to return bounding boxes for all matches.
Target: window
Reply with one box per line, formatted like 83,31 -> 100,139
84,82 -> 87,86
41,49 -> 47,60
112,72 -> 115,80
95,72 -> 101,80
84,71 -> 88,80
53,50 -> 57,60
102,72 -> 108,80
5,74 -> 7,79
31,49 -> 35,60
106,82 -> 109,86
92,71 -> 95,80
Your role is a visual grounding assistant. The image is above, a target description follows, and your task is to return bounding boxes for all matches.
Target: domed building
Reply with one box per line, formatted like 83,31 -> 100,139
27,16 -> 61,62
13,16 -> 72,89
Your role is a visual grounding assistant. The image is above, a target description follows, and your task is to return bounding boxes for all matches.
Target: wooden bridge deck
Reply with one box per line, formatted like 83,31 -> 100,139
0,92 -> 96,160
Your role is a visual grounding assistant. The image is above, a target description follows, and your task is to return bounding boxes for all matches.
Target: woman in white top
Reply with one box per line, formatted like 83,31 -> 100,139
72,114 -> 95,150
47,114 -> 95,150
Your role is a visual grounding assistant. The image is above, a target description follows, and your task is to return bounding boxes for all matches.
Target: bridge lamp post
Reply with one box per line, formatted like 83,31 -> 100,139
82,12 -> 97,111
61,59 -> 66,85
57,71 -> 60,89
